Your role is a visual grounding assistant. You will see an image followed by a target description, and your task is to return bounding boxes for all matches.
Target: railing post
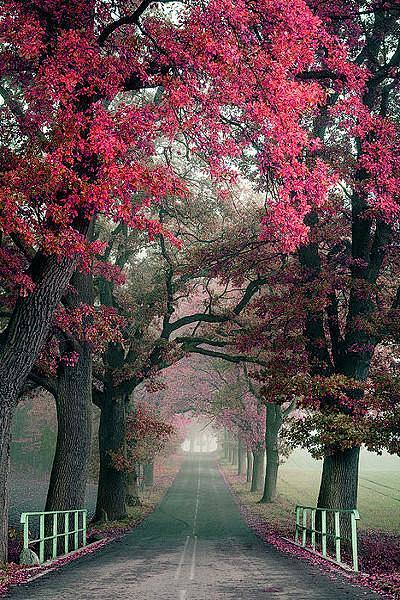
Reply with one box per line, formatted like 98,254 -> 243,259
20,513 -> 29,551
302,508 -> 307,546
295,506 -> 300,543
311,509 -> 316,551
334,511 -> 341,564
82,511 -> 87,547
351,510 -> 360,573
64,512 -> 69,554
39,513 -> 45,563
52,513 -> 58,559
321,510 -> 327,557
74,511 -> 79,550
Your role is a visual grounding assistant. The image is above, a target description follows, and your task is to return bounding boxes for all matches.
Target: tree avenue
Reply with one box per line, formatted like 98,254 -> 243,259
0,0 -> 399,585
171,0 -> 400,514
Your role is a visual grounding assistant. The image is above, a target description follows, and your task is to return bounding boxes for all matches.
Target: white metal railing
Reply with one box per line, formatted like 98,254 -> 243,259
294,505 -> 360,572
20,509 -> 87,563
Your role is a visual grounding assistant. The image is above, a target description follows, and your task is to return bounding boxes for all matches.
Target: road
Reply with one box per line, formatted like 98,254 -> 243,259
8,454 -> 379,599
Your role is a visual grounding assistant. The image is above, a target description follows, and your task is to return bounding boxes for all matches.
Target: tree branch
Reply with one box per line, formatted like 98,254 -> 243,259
97,0 -> 181,47
0,84 -> 25,119
184,345 -> 267,366
97,1 -> 154,46
177,336 -> 267,366
167,276 -> 266,334
159,227 -> 175,339
28,368 -> 57,397
175,336 -> 228,347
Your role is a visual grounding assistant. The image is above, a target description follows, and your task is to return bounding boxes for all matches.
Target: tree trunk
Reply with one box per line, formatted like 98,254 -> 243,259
126,468 -> 141,507
262,448 -> 279,503
318,350 -> 368,511
223,429 -> 228,459
260,404 -> 282,503
0,254 -> 76,562
237,439 -> 245,476
246,451 -> 253,483
250,450 -> 264,492
45,344 -> 92,511
232,437 -> 238,465
317,447 -> 360,510
143,462 -> 154,487
94,394 -> 127,522
0,400 -> 13,564
46,270 -> 94,512
228,435 -> 234,463
317,447 -> 360,548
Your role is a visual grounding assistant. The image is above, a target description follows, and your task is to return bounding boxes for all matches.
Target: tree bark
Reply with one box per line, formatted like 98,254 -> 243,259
246,450 -> 253,483
260,404 -> 282,503
228,434 -> 234,463
317,447 -> 361,547
0,401 -> 13,565
0,254 -> 76,562
94,394 -> 127,522
45,344 -> 92,511
250,450 -> 264,492
317,447 -> 360,510
262,448 -> 279,503
237,438 -> 245,475
317,351 -> 370,511
46,270 -> 94,512
223,429 -> 228,459
143,462 -> 154,487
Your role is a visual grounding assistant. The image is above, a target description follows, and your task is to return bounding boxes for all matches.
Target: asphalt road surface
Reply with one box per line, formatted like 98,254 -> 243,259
8,454 -> 380,599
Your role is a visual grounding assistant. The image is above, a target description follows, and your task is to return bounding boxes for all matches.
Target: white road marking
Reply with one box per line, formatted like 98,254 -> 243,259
190,535 -> 198,581
175,536 -> 190,581
176,459 -> 201,595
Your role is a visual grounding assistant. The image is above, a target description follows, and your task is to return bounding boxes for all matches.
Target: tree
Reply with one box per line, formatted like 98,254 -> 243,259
171,193 -> 306,500
0,0 -> 365,560
147,357 -> 268,491
176,1 -> 400,512
44,268 -> 124,512
304,0 -> 400,512
111,404 -> 175,507
90,178 -> 282,520
0,1 -> 182,559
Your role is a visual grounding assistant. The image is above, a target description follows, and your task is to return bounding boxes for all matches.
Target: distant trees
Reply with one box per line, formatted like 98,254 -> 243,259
111,404 -> 175,507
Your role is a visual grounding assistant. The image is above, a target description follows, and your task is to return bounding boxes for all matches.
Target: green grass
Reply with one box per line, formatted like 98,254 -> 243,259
278,466 -> 400,533
224,450 -> 400,534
